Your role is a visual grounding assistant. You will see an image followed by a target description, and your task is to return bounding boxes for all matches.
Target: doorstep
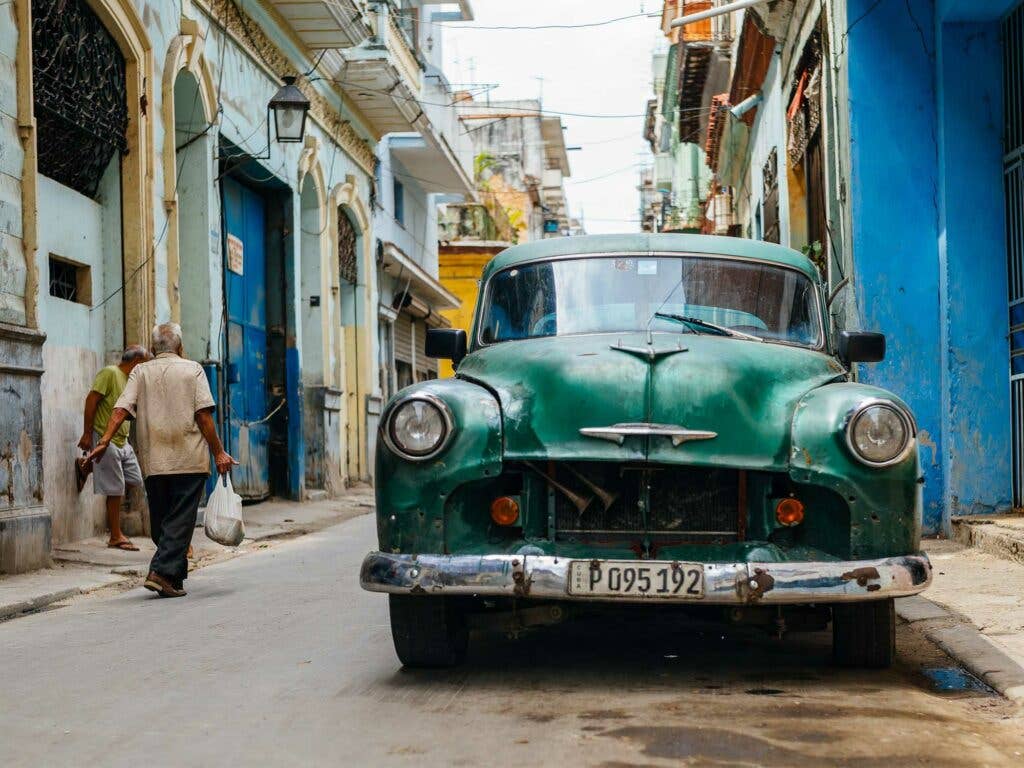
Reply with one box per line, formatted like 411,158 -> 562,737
950,512 -> 1024,567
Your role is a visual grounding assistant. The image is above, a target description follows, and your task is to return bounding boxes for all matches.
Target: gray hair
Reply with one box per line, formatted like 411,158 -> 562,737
121,345 -> 150,363
151,322 -> 183,355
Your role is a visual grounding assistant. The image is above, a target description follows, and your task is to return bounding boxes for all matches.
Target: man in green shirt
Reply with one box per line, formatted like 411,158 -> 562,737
78,346 -> 151,550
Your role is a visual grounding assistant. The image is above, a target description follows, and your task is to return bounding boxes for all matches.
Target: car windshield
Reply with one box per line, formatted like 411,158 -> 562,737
479,255 -> 822,348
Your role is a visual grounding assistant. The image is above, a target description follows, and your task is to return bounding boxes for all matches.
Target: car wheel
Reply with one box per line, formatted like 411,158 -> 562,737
388,595 -> 468,668
832,598 -> 895,669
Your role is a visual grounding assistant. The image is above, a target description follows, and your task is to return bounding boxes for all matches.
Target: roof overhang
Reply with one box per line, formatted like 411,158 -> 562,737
388,134 -> 474,196
380,241 -> 461,311
266,0 -> 371,49
541,117 -> 571,176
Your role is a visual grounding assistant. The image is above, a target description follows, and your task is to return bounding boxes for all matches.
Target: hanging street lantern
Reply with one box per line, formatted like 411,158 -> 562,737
269,76 -> 310,144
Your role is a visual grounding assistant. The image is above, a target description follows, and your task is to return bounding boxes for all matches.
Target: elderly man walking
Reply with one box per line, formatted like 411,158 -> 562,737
78,345 -> 151,550
88,323 -> 236,598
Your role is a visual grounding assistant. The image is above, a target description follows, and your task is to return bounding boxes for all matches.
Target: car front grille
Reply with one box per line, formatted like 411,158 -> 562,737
546,462 -> 743,542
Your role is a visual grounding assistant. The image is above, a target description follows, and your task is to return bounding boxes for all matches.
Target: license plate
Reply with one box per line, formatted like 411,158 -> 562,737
567,560 -> 704,599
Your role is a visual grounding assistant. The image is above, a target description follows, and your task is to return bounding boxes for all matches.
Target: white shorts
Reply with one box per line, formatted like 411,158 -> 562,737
92,432 -> 143,497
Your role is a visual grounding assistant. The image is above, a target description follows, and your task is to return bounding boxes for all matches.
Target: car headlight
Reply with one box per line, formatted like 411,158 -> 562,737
384,394 -> 454,460
845,401 -> 914,466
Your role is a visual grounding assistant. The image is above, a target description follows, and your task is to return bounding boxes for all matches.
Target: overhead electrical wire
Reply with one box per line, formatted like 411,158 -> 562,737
316,77 -> 648,119
428,12 -> 658,31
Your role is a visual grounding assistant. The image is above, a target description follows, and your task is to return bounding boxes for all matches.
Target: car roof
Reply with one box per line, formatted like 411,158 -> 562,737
479,233 -> 822,283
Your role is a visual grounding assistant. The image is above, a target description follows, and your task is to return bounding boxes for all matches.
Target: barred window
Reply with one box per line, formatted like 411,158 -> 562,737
48,255 -> 90,305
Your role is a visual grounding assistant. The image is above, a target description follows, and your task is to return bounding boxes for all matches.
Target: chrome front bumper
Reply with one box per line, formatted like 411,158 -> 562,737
360,552 -> 932,604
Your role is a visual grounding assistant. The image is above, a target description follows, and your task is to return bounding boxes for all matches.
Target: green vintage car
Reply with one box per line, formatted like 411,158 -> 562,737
360,234 -> 930,669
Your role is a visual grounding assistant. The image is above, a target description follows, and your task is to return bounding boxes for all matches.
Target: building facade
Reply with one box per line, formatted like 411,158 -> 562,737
666,0 -> 1023,533
433,97 -> 575,379
372,2 -> 474,459
0,0 -> 473,573
458,97 -> 573,241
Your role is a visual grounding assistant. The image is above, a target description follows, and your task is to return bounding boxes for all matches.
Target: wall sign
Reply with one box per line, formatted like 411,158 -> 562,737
227,234 -> 244,275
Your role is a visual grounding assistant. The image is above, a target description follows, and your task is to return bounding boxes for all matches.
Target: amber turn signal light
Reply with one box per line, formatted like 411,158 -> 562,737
490,496 -> 520,526
775,497 -> 805,527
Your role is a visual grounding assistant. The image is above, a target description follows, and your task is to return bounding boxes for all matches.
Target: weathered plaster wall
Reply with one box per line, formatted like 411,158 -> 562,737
35,172 -> 119,543
846,0 -> 944,530
0,322 -> 47,573
0,1 -> 26,327
936,16 -> 1012,517
845,0 -> 1017,531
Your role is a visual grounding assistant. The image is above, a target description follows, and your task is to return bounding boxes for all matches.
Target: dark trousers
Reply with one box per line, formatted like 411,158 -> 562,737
145,473 -> 206,584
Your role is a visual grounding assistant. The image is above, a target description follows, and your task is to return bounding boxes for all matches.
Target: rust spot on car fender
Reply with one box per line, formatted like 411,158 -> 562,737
512,558 -> 531,597
841,566 -> 881,587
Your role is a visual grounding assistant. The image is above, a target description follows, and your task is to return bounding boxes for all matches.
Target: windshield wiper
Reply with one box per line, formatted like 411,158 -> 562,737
653,312 -> 763,342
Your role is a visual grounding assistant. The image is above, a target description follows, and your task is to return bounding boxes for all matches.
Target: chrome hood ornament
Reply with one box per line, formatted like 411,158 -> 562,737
579,422 -> 718,447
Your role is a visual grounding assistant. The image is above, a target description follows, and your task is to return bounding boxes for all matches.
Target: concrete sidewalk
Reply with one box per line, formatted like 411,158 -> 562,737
897,533 -> 1024,703
0,486 -> 375,621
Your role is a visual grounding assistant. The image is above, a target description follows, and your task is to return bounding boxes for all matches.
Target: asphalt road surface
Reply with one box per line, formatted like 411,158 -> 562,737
3,513 -> 1023,767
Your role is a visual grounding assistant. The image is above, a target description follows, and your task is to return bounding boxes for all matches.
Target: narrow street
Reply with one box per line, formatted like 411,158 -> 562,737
3,513 -> 1023,768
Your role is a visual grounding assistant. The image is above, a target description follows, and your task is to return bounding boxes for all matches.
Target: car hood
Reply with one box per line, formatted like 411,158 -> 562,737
456,332 -> 844,469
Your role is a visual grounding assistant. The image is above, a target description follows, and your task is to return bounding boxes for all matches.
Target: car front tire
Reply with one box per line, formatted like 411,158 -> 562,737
388,595 -> 468,668
832,598 -> 895,669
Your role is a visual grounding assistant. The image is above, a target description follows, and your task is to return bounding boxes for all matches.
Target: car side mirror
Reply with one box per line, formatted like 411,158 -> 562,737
425,328 -> 467,366
838,331 -> 885,364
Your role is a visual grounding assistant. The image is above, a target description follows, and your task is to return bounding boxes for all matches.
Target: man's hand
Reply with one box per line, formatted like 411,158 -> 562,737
214,450 -> 239,476
77,432 -> 93,452
86,439 -> 110,466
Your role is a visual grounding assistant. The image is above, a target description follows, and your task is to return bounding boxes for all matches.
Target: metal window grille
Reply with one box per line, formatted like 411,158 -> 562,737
1005,4 -> 1024,505
31,0 -> 128,199
48,256 -> 80,302
338,208 -> 358,285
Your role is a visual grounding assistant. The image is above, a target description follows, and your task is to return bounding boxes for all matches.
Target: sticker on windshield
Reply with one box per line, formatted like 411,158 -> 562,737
637,260 -> 659,276
614,259 -> 634,271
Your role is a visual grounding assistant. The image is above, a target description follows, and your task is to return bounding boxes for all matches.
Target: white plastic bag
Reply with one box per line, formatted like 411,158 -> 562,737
204,473 -> 245,546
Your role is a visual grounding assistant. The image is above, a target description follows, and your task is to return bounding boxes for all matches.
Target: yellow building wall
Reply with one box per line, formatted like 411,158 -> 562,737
438,247 -> 506,377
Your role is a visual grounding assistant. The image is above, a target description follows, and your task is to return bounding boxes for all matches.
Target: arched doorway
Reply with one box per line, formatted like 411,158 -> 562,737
337,206 -> 363,480
299,175 -> 341,492
173,69 -> 216,361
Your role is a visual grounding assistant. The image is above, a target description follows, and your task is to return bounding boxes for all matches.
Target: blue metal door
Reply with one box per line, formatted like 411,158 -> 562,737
222,177 -> 270,499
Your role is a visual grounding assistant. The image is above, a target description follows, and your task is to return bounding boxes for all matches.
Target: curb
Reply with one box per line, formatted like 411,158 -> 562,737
897,595 -> 1024,703
0,587 -> 87,622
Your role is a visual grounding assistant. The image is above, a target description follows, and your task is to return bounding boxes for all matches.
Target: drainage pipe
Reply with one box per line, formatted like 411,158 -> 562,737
670,0 -> 764,28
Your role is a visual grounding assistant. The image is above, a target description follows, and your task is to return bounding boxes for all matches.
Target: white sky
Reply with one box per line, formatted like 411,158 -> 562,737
441,1 -> 661,234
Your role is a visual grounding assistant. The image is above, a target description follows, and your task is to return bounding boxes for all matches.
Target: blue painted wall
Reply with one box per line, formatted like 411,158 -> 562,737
846,0 -> 1017,532
846,0 -> 944,529
936,20 -> 1012,518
